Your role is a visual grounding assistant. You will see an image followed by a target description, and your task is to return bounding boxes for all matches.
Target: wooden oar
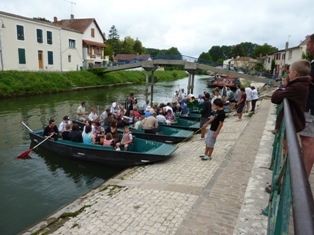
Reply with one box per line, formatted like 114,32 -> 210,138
17,133 -> 53,158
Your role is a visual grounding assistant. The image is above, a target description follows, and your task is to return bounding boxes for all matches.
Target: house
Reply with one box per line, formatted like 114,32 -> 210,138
0,11 -> 83,71
263,49 -> 286,78
53,15 -> 107,68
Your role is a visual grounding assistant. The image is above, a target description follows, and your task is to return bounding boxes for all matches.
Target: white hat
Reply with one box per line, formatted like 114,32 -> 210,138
146,105 -> 151,110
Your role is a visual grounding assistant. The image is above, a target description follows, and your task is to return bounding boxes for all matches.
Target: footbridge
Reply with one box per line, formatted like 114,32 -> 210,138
103,55 -> 274,98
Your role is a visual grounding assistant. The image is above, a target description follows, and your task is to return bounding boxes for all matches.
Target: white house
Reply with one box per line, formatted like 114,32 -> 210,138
54,15 -> 107,68
0,11 -> 83,71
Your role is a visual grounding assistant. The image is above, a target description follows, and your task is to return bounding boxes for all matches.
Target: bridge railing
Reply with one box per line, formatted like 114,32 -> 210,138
263,98 -> 314,235
98,54 -> 274,79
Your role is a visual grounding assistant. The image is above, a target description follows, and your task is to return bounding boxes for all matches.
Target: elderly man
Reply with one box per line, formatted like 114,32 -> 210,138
142,113 -> 158,134
299,34 -> 314,177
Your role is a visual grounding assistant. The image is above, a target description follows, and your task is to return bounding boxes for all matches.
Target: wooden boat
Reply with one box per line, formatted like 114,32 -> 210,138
159,118 -> 200,132
28,129 -> 178,168
128,125 -> 194,144
207,75 -> 240,88
175,113 -> 201,121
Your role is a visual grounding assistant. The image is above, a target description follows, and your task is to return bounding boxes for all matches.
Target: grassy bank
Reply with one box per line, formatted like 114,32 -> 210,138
0,70 -> 188,97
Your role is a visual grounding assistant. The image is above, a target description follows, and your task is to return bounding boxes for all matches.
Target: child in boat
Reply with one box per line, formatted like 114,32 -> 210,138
165,109 -> 175,123
116,125 -> 133,151
61,124 -> 71,140
103,133 -> 115,148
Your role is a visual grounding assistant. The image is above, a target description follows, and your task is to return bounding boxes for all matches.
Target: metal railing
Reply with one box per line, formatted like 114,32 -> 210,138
86,54 -> 274,79
263,98 -> 314,235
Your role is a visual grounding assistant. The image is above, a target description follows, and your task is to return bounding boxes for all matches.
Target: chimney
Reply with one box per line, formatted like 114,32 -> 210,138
53,16 -> 57,23
285,42 -> 289,49
71,14 -> 74,20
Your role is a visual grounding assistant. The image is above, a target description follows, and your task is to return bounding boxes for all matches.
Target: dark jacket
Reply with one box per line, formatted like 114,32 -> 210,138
200,99 -> 212,118
271,76 -> 309,132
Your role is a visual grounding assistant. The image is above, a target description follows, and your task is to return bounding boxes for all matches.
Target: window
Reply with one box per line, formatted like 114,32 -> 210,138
268,57 -> 270,63
289,50 -> 292,59
18,48 -> 26,64
17,25 -> 24,40
282,54 -> 285,60
69,39 -> 75,48
68,55 -> 71,63
47,31 -> 52,44
48,51 -> 53,65
37,29 -> 43,43
91,28 -> 95,37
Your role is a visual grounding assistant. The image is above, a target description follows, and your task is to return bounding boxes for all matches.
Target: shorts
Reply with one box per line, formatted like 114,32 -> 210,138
200,117 -> 209,128
205,130 -> 216,148
299,112 -> 314,137
237,103 -> 245,113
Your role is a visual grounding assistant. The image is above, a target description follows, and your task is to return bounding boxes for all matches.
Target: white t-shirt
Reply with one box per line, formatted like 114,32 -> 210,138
245,87 -> 253,101
88,112 -> 98,121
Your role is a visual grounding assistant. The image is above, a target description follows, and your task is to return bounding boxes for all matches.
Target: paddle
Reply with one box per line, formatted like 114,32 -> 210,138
20,120 -> 33,133
17,134 -> 53,158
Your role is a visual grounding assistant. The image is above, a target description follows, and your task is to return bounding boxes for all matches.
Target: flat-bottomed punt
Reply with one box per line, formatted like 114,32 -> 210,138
28,129 -> 178,167
159,118 -> 200,132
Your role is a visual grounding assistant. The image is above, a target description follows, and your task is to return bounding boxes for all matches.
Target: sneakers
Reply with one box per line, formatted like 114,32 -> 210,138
202,155 -> 212,161
199,154 -> 206,158
236,119 -> 242,121
116,147 -> 121,151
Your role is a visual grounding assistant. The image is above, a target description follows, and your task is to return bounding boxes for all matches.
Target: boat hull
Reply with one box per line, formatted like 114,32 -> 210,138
29,130 -> 178,168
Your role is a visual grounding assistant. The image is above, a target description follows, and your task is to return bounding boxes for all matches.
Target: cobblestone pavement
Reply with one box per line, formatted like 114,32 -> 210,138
22,99 -> 314,235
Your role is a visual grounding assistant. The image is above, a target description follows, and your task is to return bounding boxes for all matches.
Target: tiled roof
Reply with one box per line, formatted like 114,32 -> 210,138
54,17 -> 105,41
0,11 -> 81,33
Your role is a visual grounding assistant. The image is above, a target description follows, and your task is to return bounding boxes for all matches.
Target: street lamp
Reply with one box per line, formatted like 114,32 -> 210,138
0,18 -> 5,71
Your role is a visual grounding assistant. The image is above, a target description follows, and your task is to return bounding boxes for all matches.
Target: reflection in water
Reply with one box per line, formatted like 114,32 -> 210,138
0,75 -> 211,235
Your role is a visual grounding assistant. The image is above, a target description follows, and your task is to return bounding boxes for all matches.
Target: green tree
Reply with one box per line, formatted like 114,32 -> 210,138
107,25 -> 120,55
229,44 -> 246,58
271,59 -> 275,74
122,36 -> 135,54
253,43 -> 277,58
208,46 -> 223,62
33,17 -> 51,22
241,42 -> 258,58
166,47 -> 181,55
221,45 -> 232,59
133,38 -> 145,55
198,52 -> 213,63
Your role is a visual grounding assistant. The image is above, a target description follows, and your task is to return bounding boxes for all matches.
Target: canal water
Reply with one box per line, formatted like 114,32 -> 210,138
0,75 -> 210,235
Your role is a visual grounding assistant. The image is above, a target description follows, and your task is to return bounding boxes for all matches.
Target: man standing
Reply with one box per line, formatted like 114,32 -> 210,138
236,88 -> 246,121
200,93 -> 212,139
244,86 -> 252,113
299,34 -> 314,177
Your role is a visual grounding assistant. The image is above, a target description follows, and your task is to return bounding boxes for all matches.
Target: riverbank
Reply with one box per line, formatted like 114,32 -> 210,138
0,70 -> 188,97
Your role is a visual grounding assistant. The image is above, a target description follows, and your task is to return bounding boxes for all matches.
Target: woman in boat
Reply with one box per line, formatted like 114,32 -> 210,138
82,120 -> 95,135
105,119 -> 119,144
165,109 -> 175,123
82,125 -> 95,145
69,123 -> 83,143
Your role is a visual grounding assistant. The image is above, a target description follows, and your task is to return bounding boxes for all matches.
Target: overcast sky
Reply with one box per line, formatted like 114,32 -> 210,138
2,0 -> 313,57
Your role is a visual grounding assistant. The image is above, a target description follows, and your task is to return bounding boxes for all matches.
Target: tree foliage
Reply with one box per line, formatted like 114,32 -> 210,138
33,17 -> 51,22
198,52 -> 213,64
229,44 -> 246,58
253,43 -> 277,58
302,51 -> 314,62
107,25 -> 120,55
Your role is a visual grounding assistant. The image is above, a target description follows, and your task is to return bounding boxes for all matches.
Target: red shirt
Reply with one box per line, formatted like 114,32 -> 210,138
239,93 -> 247,104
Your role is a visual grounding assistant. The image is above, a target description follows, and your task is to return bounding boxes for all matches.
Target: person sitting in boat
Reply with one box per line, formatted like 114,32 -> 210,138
82,120 -> 95,135
128,110 -> 135,124
181,103 -> 190,116
133,116 -> 143,130
99,108 -> 110,126
77,101 -> 88,122
156,110 -> 167,124
88,107 -> 99,122
164,102 -> 173,113
105,119 -> 119,144
69,123 -> 83,143
132,107 -> 141,118
103,133 -> 115,148
82,125 -> 95,145
142,113 -> 158,134
43,119 -> 59,140
144,106 -> 153,118
104,112 -> 113,126
94,122 -> 105,143
116,125 -> 133,151
173,103 -> 182,114
110,100 -> 120,117
227,87 -> 235,102
58,115 -> 72,133
165,109 -> 175,123
61,124 -> 71,140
